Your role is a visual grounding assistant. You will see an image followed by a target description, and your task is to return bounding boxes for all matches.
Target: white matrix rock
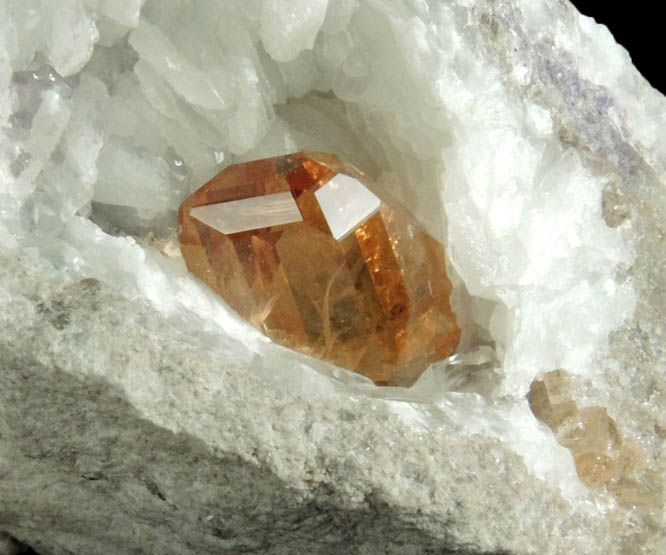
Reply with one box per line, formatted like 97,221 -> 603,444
1,0 -> 665,553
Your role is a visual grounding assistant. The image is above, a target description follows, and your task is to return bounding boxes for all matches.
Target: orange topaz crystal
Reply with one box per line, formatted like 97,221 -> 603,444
178,152 -> 461,385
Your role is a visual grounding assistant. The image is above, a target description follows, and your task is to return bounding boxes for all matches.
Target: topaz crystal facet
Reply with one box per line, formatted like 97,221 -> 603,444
178,152 -> 461,385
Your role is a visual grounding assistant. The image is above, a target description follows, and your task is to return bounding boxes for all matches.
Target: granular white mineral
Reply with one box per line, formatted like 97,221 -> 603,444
1,0 -> 665,553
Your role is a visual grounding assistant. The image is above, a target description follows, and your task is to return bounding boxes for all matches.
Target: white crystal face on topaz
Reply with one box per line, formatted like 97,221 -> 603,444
315,173 -> 381,240
189,191 -> 303,234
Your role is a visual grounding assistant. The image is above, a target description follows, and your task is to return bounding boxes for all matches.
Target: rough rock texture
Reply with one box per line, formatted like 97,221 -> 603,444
1,0 -> 665,554
0,256 -> 613,554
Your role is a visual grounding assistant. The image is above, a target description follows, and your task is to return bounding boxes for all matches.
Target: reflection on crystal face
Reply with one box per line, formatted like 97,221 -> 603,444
315,173 -> 381,240
190,191 -> 303,235
178,152 -> 461,386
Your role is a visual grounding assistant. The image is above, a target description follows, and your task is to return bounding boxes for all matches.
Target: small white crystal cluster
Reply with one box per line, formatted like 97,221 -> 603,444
0,0 -> 658,532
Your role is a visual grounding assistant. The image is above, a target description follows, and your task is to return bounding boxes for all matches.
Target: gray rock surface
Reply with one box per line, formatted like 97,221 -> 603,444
0,253 -> 614,554
1,0 -> 666,554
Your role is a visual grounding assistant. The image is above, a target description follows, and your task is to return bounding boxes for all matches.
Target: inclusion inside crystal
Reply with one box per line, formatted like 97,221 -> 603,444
178,152 -> 461,386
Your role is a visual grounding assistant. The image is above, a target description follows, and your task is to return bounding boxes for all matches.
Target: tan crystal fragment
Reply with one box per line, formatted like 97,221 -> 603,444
527,370 -> 663,512
527,373 -> 577,431
178,152 -> 461,385
559,407 -> 622,455
574,452 -> 617,487
616,442 -> 647,475
610,471 -> 664,513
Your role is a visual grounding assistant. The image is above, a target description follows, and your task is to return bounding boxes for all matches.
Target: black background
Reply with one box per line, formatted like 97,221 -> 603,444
570,1 -> 663,94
